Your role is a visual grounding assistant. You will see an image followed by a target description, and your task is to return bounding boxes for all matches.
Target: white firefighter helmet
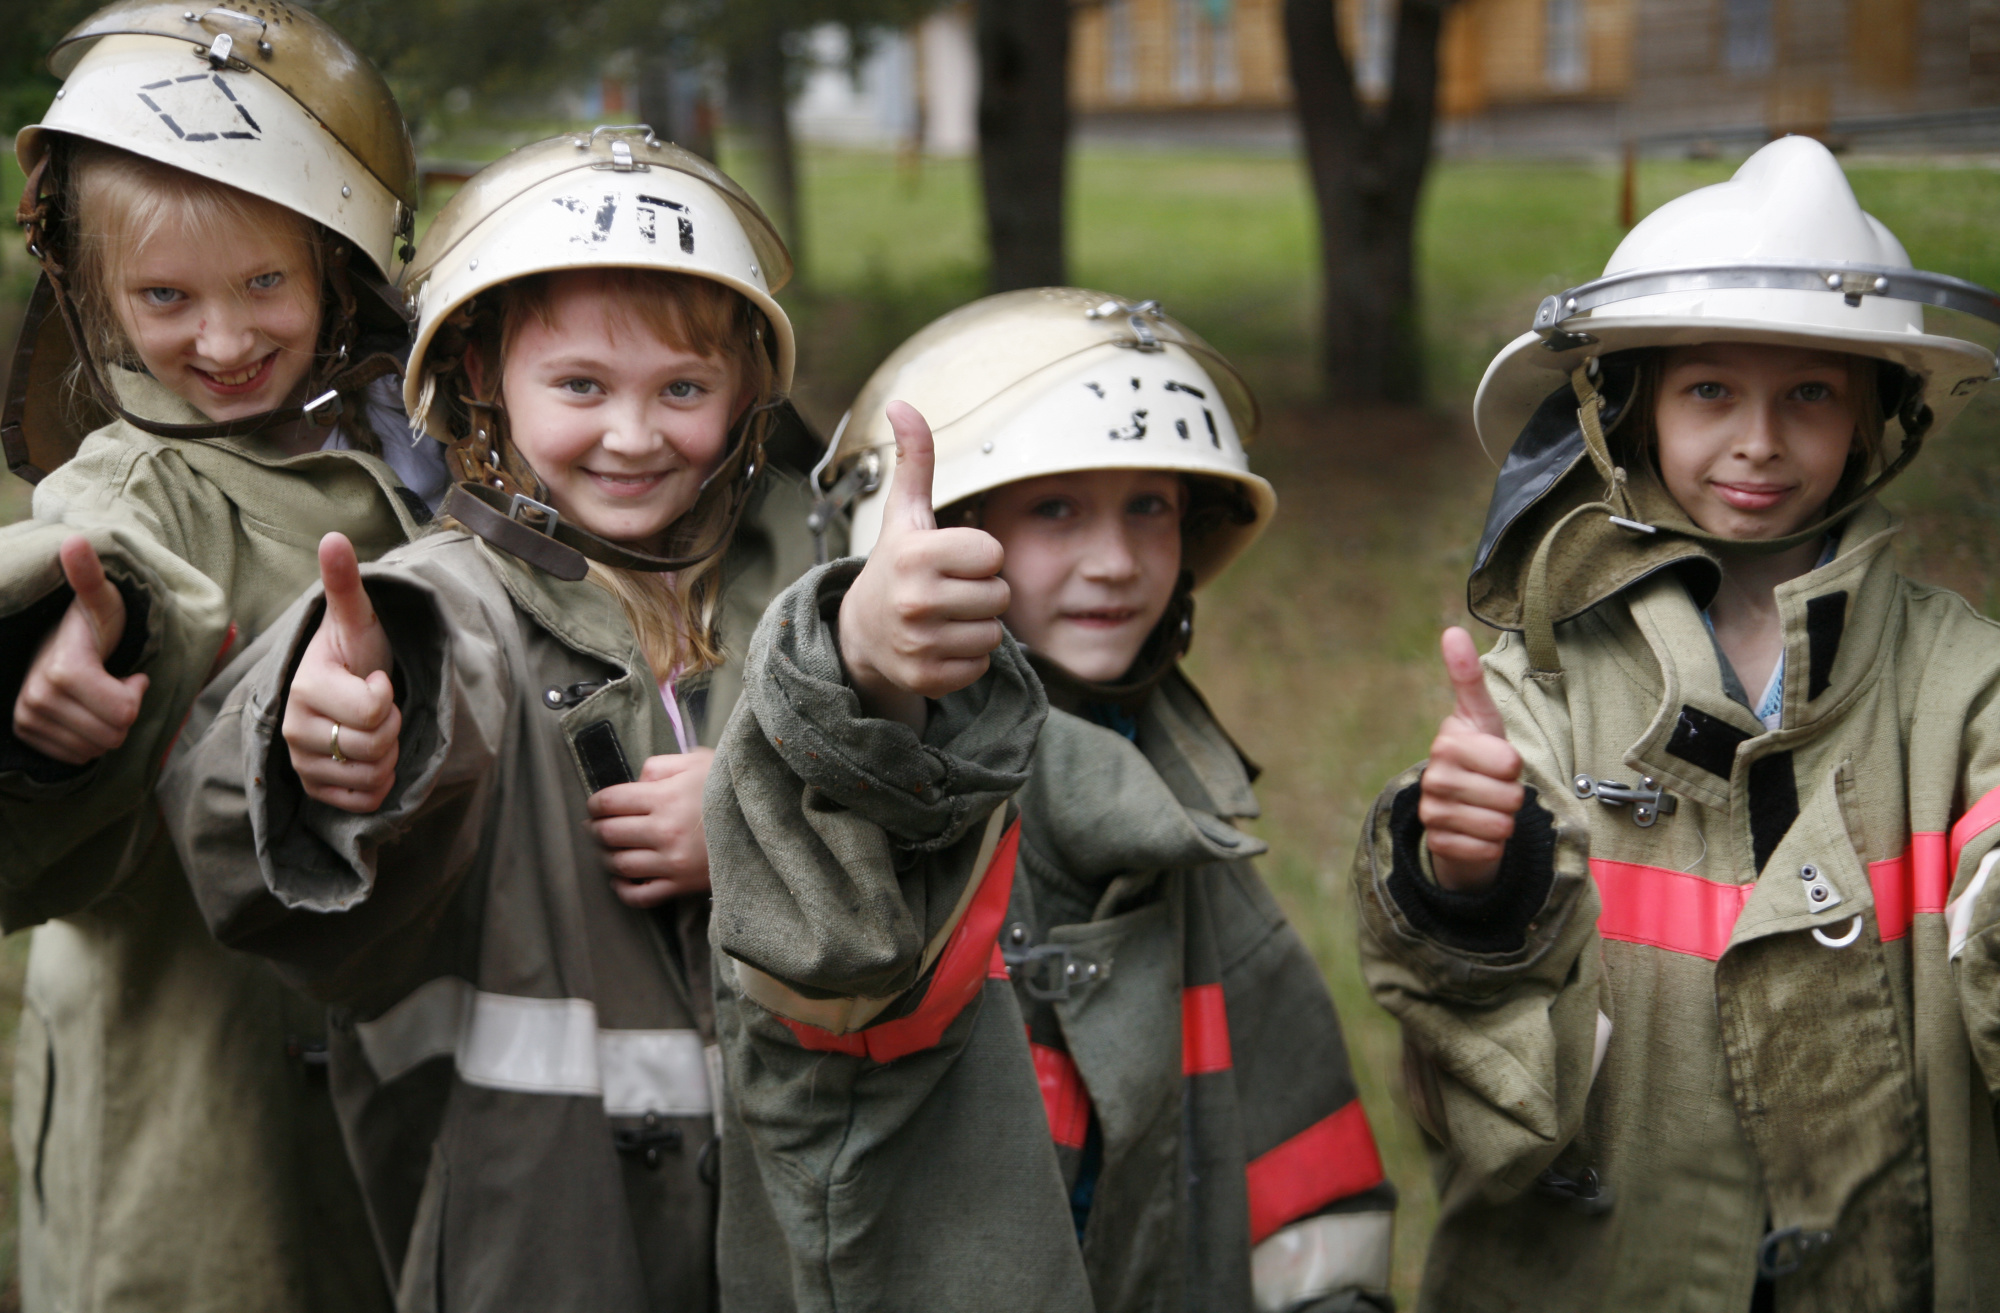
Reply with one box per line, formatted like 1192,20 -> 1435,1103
16,0 -> 417,284
403,125 -> 795,432
1474,134 -> 1999,458
827,288 -> 1275,588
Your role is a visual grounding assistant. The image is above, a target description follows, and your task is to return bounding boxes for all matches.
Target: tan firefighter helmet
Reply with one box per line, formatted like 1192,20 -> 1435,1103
818,287 -> 1274,588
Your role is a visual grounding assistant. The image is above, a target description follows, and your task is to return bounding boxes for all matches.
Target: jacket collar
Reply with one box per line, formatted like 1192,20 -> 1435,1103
477,537 -> 640,669
1019,672 -> 1266,888
1621,499 -> 1900,809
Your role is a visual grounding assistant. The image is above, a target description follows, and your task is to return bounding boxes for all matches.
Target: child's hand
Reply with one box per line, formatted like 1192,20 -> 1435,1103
281,533 -> 399,813
1420,627 -> 1525,891
589,749 -> 713,908
13,536 -> 148,764
837,400 -> 1010,729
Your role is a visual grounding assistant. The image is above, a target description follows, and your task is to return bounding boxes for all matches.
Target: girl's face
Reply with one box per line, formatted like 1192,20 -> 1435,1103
494,273 -> 744,548
1653,342 -> 1862,542
980,468 -> 1184,683
115,209 -> 321,422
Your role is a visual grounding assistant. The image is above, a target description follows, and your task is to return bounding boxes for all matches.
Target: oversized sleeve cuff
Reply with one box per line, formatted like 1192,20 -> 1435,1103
1381,777 -> 1558,955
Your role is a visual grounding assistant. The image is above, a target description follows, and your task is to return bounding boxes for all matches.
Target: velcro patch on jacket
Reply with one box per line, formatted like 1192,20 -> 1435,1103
1666,705 -> 1750,779
1806,592 -> 1848,700
1747,752 -> 1799,873
574,720 -> 634,792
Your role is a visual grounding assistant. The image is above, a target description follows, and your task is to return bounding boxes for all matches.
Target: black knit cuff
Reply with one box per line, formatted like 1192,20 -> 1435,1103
1383,777 -> 1556,954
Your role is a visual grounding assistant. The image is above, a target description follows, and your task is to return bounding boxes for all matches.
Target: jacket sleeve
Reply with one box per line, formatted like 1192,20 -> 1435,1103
1351,631 -> 1609,1200
0,445 -> 233,928
1925,605 -> 2000,1095
160,555 -> 507,1012
704,558 -> 1047,1012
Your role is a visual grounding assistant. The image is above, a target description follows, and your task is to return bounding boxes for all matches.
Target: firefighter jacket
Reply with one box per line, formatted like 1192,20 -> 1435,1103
1357,499 -> 2000,1311
0,370 -> 423,1313
704,560 -> 1395,1312
161,529 -> 721,1312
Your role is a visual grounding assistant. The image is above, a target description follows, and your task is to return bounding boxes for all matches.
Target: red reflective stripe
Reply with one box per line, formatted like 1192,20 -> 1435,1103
1181,983 -> 1232,1075
1030,1040 -> 1091,1149
1244,1099 -> 1385,1245
1591,859 -> 1750,961
1952,785 -> 2000,874
781,819 -> 1022,1062
1869,832 -> 1950,942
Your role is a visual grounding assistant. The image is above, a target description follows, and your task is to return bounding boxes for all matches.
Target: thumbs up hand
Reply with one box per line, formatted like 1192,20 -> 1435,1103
1419,627 -> 1526,891
12,536 -> 148,764
281,533 -> 400,812
837,401 -> 1010,730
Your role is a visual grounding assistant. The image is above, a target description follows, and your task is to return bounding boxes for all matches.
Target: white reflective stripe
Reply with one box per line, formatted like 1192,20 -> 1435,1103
1591,1009 -> 1614,1087
1947,849 -> 2000,961
597,1030 -> 711,1116
356,976 -> 472,1083
1251,1210 -> 1394,1313
460,993 -> 601,1096
355,978 -> 712,1115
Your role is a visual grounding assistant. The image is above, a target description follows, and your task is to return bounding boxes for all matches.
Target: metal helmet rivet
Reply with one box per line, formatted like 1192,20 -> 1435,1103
54,89 -> 63,98
468,258 -> 478,270
341,184 -> 351,199
980,441 -> 994,454
182,9 -> 194,17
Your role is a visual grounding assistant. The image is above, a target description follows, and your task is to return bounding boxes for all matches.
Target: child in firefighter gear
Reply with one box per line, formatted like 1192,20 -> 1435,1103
1355,134 -> 2000,1311
705,289 -> 1397,1313
159,128 -> 805,1310
0,5 -> 441,1309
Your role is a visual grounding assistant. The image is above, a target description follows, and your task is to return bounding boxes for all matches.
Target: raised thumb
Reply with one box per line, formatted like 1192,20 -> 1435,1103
58,535 -> 124,661
1441,626 -> 1507,739
882,400 -> 937,535
317,532 -> 380,672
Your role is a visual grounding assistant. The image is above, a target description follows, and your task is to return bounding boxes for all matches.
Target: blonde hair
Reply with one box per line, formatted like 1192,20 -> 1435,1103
489,269 -> 778,680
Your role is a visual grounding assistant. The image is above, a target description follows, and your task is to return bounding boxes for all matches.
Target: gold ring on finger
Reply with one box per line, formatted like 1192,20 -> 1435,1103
329,723 -> 347,764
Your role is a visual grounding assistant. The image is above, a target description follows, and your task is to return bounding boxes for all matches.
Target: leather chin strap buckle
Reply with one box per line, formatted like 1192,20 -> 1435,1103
444,483 -> 590,582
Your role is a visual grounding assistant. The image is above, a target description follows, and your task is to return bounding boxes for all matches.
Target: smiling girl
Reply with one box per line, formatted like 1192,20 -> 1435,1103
163,130 -> 796,1307
704,290 -> 1394,1313
0,6 -> 435,1310
1356,137 -> 2000,1311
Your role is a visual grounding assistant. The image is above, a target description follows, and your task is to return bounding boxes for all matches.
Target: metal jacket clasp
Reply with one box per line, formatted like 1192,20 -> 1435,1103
1574,773 -> 1677,827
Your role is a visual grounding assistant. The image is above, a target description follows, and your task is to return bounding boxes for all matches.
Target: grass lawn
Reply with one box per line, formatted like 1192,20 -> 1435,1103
1,137 -> 1998,1305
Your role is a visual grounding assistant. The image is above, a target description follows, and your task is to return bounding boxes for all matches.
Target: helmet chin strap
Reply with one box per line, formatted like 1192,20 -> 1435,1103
14,155 -> 400,444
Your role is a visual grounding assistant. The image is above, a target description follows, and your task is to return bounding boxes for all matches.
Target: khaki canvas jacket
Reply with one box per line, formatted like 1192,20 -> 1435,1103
0,372 -> 422,1313
705,562 -> 1394,1312
161,530 -> 723,1312
1356,500 -> 2000,1312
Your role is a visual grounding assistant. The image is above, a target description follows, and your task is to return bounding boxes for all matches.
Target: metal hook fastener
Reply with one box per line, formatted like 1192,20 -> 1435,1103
1812,913 -> 1864,949
1756,1225 -> 1835,1279
199,7 -> 272,56
1573,774 -> 1678,827
1087,298 -> 1166,351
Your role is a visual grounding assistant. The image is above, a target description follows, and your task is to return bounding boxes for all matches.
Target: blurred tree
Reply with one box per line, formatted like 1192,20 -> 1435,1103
0,0 -> 101,132
976,0 -> 1071,291
1283,0 -> 1454,403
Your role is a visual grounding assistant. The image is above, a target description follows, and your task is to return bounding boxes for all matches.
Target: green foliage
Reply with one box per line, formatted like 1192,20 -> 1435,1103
0,0 -> 100,132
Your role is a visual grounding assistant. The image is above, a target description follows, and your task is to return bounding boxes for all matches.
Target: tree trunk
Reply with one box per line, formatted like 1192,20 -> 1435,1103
728,33 -> 804,279
975,0 -> 1071,291
1283,0 -> 1448,403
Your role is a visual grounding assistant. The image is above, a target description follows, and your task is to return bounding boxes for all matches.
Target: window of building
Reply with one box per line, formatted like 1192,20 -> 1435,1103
1174,0 -> 1203,100
1106,0 -> 1135,100
1356,0 -> 1393,100
1209,0 -> 1239,97
1546,0 -> 1588,90
1724,0 -> 1774,74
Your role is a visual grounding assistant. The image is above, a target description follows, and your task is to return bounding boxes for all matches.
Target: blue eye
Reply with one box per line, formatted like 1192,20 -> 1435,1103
561,378 -> 601,395
140,287 -> 185,307
665,380 -> 702,400
1692,381 -> 1727,401
248,271 -> 284,290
